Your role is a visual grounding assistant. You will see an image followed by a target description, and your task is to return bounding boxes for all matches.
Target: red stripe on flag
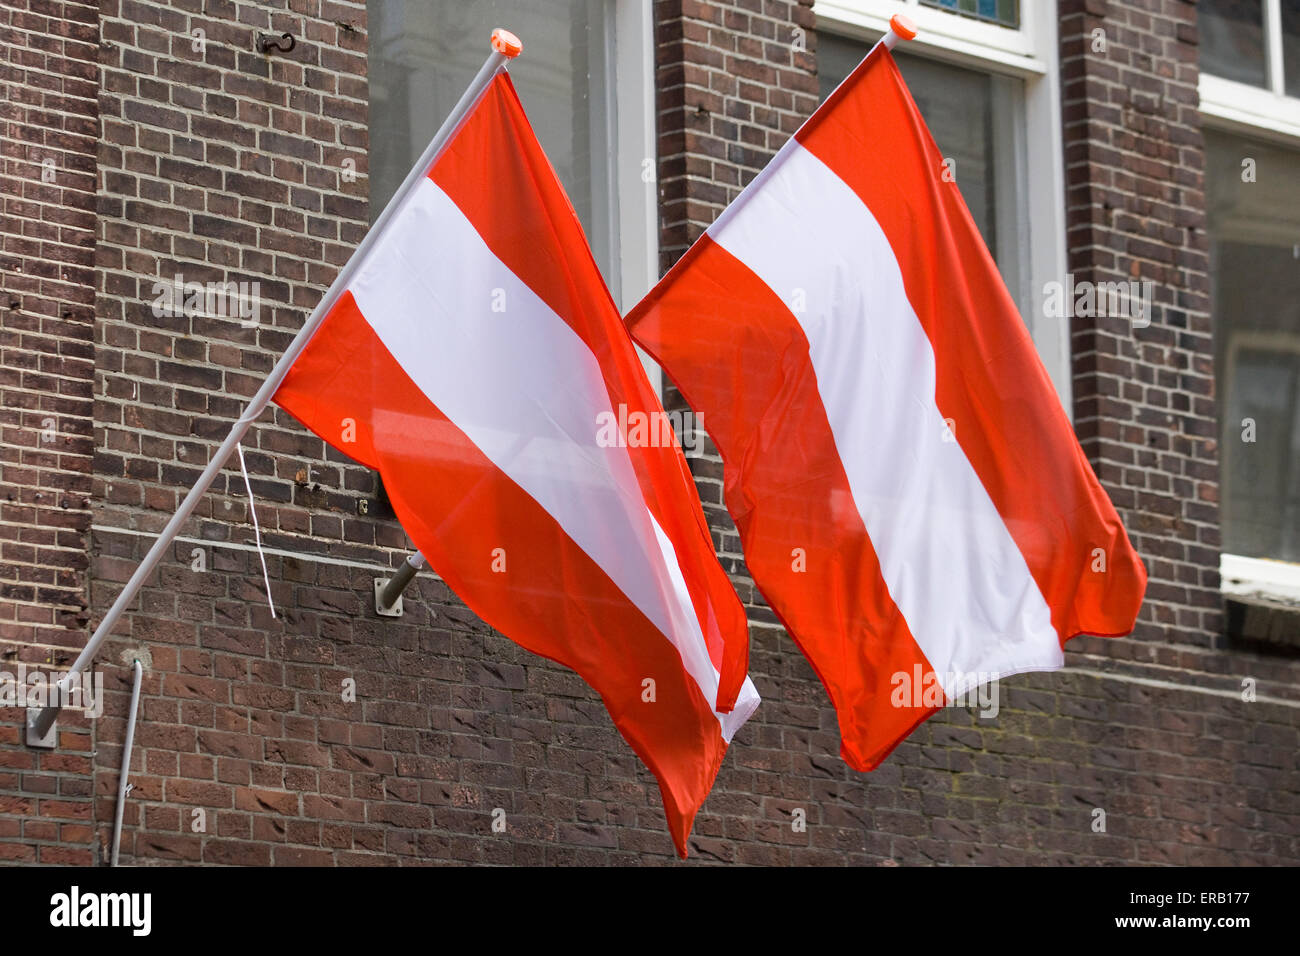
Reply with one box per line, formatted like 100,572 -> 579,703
427,74 -> 750,712
796,49 -> 1146,644
275,292 -> 728,855
630,236 -> 940,770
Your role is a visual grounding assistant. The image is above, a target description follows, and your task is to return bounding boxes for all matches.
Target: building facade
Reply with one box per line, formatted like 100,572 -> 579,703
1,0 -> 1297,865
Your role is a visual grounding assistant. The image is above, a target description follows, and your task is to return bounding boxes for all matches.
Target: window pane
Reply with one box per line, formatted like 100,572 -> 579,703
1284,0 -> 1300,97
1199,0 -> 1267,88
920,0 -> 1019,29
818,33 -> 1026,306
1205,130 -> 1300,561
368,1 -> 615,281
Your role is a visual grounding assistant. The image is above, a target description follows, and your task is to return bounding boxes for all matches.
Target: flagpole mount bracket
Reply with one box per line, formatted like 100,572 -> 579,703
27,709 -> 58,749
373,551 -> 427,618
373,578 -> 404,617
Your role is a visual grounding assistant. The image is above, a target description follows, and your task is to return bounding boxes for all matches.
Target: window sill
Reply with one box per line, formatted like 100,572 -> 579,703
1221,553 -> 1300,607
1200,74 -> 1300,144
1221,556 -> 1300,652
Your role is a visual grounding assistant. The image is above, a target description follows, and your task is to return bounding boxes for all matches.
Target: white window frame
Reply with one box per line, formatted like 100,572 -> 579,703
1198,0 -> 1300,603
1200,0 -> 1300,144
610,0 -> 662,392
814,0 -> 1073,410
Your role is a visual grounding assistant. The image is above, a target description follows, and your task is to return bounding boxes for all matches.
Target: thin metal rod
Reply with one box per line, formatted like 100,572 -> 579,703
31,42 -> 515,740
110,659 -> 144,867
378,551 -> 427,610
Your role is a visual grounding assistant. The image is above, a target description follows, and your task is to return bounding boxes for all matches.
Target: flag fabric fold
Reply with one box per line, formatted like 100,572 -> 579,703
273,71 -> 758,856
626,46 -> 1146,772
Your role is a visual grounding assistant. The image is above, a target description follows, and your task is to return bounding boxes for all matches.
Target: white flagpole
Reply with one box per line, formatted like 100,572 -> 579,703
29,29 -> 525,744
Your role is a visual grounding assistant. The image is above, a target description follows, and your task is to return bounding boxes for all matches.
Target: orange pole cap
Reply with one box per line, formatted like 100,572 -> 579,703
889,14 -> 918,41
491,28 -> 523,59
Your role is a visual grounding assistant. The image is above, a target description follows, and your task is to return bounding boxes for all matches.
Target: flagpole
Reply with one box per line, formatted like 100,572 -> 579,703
28,29 -> 525,746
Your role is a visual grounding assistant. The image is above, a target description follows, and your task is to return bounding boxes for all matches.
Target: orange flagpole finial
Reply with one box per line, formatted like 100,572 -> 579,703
491,28 -> 523,59
886,14 -> 918,48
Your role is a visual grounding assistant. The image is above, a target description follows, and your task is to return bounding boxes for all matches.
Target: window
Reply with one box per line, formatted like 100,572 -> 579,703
369,1 -> 612,272
1205,131 -> 1300,566
1287,0 -> 1300,97
367,1 -> 657,312
1201,0 -> 1270,88
920,0 -> 1019,29
814,0 -> 1069,404
1199,2 -> 1300,602
1199,0 -> 1300,137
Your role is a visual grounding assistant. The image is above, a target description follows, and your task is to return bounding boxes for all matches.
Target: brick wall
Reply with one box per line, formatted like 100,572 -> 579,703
88,0 -> 382,864
0,0 -> 99,864
1057,2 -> 1299,710
1050,0 -> 1300,859
94,0 -> 372,544
654,0 -> 818,273
1,0 -> 1297,866
1059,0 -> 1222,648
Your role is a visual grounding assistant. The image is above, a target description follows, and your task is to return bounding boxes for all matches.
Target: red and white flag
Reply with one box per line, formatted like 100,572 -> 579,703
627,46 -> 1146,771
274,71 -> 759,855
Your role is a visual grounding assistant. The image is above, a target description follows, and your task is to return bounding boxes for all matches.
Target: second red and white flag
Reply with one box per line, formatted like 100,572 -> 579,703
627,43 -> 1146,771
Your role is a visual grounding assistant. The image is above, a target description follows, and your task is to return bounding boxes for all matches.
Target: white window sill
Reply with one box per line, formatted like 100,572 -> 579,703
1221,553 -> 1300,606
1200,74 -> 1300,144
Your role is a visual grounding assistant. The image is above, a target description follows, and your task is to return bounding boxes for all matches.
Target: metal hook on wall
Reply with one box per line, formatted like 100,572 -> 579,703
257,31 -> 296,55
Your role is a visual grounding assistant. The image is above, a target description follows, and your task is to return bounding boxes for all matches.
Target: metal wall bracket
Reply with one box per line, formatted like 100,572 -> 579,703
373,551 -> 426,618
373,577 -> 404,617
26,709 -> 57,749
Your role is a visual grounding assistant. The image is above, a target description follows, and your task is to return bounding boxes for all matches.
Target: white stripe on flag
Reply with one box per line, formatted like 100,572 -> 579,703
348,176 -> 754,732
708,143 -> 1061,697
